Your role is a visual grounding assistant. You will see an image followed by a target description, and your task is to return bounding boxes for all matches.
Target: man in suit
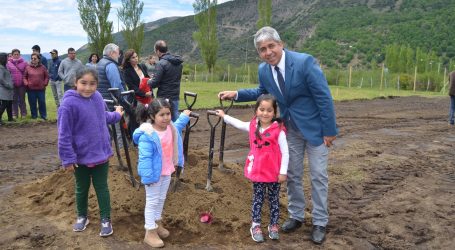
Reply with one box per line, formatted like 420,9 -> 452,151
218,26 -> 337,244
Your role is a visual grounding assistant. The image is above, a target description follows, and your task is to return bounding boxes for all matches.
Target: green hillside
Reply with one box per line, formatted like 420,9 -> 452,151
303,0 -> 455,67
78,0 -> 455,68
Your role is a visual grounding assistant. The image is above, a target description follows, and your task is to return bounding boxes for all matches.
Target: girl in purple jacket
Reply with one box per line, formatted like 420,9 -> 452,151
215,94 -> 289,243
58,68 -> 122,237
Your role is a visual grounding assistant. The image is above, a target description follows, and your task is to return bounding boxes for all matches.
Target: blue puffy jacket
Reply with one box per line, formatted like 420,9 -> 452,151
133,113 -> 189,184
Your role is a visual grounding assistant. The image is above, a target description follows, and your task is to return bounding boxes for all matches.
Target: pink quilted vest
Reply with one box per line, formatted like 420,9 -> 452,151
244,118 -> 284,182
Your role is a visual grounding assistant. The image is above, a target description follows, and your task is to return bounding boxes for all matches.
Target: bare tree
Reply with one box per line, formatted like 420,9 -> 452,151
193,0 -> 219,74
77,0 -> 113,56
118,0 -> 145,55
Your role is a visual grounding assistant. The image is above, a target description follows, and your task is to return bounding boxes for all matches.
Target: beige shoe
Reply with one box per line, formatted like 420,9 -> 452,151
144,229 -> 164,248
156,221 -> 170,239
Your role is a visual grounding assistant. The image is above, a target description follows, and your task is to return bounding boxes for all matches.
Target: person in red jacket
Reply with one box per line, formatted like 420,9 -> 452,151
23,53 -> 49,120
215,94 -> 289,243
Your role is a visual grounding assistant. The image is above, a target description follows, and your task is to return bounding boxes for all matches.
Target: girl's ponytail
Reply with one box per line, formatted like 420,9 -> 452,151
136,103 -> 150,123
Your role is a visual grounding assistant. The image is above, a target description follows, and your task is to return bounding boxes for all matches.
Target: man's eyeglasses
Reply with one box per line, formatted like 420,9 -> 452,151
31,58 -> 38,60
68,52 -> 76,54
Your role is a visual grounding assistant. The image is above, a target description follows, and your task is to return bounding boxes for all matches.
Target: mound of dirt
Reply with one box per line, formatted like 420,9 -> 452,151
1,97 -> 454,249
9,147 -> 287,248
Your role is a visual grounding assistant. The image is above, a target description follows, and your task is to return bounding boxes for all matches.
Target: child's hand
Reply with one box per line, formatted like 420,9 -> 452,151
182,110 -> 191,116
115,106 -> 124,116
65,164 -> 76,172
215,109 -> 225,117
278,174 -> 287,183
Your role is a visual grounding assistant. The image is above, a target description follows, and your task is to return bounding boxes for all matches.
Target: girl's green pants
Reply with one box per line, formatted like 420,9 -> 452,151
74,162 -> 111,219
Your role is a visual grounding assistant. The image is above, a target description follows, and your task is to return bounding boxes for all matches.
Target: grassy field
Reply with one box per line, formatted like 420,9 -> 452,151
4,81 -> 446,123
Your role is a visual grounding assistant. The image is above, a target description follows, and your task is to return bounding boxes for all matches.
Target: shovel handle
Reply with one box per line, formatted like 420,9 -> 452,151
206,110 -> 221,128
184,91 -> 198,110
189,112 -> 200,118
220,98 -> 234,114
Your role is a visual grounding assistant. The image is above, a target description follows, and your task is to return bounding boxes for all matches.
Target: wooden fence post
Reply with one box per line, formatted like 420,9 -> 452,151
348,66 -> 352,88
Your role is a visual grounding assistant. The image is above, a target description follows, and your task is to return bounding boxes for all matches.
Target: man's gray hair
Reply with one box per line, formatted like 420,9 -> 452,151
253,26 -> 282,50
103,43 -> 119,56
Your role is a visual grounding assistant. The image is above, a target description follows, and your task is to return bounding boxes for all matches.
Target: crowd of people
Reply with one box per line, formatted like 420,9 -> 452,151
3,26 -> 455,248
0,43 -> 162,125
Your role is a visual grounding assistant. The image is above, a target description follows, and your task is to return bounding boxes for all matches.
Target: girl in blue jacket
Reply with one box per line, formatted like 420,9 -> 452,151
133,98 -> 190,248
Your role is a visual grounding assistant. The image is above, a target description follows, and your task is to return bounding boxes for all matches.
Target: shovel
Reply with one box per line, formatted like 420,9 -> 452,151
182,91 -> 199,160
172,111 -> 200,192
205,110 -> 222,192
218,98 -> 234,173
108,88 -> 139,188
104,99 -> 126,171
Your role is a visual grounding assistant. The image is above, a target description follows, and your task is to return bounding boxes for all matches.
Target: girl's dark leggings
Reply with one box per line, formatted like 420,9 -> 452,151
251,182 -> 281,225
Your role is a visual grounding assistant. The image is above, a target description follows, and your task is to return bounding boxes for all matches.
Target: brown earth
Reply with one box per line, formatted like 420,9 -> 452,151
0,96 -> 454,249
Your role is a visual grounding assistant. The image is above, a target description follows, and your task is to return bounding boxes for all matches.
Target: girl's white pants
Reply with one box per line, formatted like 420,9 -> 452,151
144,175 -> 171,230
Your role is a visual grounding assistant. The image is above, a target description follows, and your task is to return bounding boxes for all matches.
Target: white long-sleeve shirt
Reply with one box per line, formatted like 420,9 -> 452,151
223,115 -> 289,175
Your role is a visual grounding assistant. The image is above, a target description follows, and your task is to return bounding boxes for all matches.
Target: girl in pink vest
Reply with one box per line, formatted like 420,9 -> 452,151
215,94 -> 289,243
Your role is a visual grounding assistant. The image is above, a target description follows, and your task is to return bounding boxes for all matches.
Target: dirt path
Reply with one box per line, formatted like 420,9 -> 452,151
0,96 -> 454,249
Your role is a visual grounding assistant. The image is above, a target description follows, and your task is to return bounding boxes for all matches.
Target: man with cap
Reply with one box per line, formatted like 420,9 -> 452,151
31,45 -> 48,69
49,49 -> 63,107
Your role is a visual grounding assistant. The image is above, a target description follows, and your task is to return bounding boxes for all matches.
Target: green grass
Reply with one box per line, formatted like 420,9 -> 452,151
180,81 -> 257,110
5,82 -> 445,124
329,85 -> 444,101
5,88 -> 59,124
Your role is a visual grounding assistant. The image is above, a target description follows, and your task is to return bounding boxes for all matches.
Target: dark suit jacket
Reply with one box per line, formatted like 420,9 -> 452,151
237,49 -> 337,146
123,64 -> 149,98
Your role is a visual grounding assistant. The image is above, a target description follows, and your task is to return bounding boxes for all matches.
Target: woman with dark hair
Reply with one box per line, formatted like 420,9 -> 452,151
23,52 -> 49,120
121,49 -> 151,136
6,49 -> 28,118
122,49 -> 152,101
0,53 -> 14,125
86,53 -> 99,69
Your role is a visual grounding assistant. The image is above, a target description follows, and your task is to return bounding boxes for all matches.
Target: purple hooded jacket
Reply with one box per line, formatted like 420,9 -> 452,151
6,57 -> 27,87
58,90 -> 121,167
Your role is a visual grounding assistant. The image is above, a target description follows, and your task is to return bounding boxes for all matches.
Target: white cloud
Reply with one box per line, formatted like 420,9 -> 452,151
0,0 -> 232,54
0,0 -> 85,37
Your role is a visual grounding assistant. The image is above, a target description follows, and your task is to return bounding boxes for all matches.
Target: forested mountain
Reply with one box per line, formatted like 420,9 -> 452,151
81,0 -> 455,68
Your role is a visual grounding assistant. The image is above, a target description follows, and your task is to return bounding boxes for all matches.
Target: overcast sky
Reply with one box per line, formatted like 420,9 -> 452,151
0,0 -> 231,55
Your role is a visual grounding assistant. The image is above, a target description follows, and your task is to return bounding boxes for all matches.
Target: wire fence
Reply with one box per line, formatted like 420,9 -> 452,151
182,64 -> 452,94
325,65 -> 451,94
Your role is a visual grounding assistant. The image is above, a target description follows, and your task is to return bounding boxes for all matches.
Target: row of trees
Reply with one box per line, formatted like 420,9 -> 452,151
77,0 -> 272,72
384,44 -> 441,74
77,0 -> 144,57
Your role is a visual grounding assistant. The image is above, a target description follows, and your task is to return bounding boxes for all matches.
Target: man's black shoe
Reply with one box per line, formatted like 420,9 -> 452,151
311,225 -> 326,244
281,218 -> 302,233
